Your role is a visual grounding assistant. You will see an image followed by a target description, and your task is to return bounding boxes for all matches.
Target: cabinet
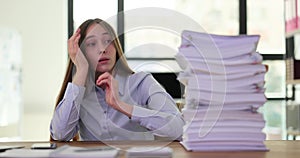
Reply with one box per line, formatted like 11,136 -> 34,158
285,0 -> 300,140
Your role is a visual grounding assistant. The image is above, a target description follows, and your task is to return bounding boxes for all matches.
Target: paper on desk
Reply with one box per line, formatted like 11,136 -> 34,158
182,108 -> 264,121
126,146 -> 173,158
175,51 -> 263,68
0,145 -> 24,152
0,145 -> 119,158
180,141 -> 268,151
0,148 -> 52,157
50,145 -> 119,158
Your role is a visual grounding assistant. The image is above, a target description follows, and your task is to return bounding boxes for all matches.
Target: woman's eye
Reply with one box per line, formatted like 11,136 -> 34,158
104,39 -> 112,45
86,42 -> 96,47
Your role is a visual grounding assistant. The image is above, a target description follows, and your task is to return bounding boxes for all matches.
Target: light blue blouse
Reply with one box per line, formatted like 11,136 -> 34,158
50,71 -> 184,141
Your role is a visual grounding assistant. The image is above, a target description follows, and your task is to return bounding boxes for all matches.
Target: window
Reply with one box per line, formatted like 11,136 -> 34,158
124,0 -> 239,72
73,0 -> 117,30
263,60 -> 286,98
248,0 -> 285,98
247,0 -> 285,54
294,34 -> 300,60
72,0 -> 285,98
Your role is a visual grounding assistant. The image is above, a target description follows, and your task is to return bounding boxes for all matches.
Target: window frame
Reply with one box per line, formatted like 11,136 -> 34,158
69,0 -> 285,100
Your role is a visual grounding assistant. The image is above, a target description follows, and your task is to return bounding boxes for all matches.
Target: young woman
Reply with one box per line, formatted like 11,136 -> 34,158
50,18 -> 184,141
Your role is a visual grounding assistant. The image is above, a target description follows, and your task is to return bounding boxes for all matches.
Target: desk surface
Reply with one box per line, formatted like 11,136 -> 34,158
1,140 -> 300,158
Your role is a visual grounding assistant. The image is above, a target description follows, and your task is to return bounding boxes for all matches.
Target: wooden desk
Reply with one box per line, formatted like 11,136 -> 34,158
1,140 -> 300,158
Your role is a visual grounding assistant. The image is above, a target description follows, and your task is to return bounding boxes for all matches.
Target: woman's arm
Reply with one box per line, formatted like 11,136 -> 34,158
50,83 -> 85,141
129,78 -> 185,140
96,72 -> 184,140
96,72 -> 133,117
50,28 -> 89,141
68,28 -> 89,86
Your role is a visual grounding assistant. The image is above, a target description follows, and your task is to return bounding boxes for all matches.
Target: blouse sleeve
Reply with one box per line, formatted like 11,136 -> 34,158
130,73 -> 185,140
50,82 -> 85,141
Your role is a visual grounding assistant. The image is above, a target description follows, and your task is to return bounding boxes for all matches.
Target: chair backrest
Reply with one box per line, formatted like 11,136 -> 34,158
151,73 -> 184,99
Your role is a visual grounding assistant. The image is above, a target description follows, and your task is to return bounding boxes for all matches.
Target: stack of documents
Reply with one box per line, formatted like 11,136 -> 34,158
176,30 -> 268,151
126,147 -> 173,158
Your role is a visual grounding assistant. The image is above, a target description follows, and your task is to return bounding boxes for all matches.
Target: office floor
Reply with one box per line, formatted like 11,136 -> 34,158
0,100 -> 296,141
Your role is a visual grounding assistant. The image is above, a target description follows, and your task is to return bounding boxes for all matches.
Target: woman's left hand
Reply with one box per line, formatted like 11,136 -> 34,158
96,72 -> 121,110
96,72 -> 133,117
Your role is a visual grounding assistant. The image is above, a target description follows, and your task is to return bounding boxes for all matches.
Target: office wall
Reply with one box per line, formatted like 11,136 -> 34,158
0,0 -> 68,140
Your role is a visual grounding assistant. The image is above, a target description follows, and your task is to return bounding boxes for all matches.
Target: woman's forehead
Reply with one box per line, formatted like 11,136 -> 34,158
86,23 -> 110,37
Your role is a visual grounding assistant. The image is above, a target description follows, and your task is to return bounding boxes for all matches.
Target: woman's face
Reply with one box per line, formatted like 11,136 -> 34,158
83,23 -> 117,74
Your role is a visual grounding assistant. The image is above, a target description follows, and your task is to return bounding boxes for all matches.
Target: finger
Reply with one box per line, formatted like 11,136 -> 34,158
68,40 -> 75,54
97,79 -> 110,90
68,29 -> 81,49
69,30 -> 81,55
97,79 -> 108,86
74,33 -> 81,45
69,29 -> 79,41
68,33 -> 78,50
97,77 -> 110,86
74,29 -> 81,41
96,72 -> 111,83
68,41 -> 74,56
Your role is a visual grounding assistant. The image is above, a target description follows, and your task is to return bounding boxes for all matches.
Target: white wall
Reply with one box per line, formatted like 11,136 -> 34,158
0,0 -> 68,140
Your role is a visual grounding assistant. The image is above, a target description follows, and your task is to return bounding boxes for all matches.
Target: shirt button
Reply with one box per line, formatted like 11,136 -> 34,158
104,111 -> 107,114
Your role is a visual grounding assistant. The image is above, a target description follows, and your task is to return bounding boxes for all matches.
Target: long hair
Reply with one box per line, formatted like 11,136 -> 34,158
51,18 -> 133,141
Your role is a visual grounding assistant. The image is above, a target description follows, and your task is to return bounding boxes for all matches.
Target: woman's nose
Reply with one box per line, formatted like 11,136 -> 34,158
98,50 -> 106,54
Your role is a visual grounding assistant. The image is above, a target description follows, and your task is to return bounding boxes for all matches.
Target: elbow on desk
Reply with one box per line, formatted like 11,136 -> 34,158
50,130 -> 74,141
50,125 -> 74,141
155,115 -> 184,141
155,126 -> 183,141
170,122 -> 184,141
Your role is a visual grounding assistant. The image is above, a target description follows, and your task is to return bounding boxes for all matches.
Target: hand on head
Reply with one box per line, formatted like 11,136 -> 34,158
68,28 -> 89,70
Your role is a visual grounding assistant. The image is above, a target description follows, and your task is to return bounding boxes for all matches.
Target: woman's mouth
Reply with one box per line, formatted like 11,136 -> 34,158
98,58 -> 109,63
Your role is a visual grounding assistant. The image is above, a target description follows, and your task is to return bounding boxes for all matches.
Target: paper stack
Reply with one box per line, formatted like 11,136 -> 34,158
126,147 -> 173,158
176,30 -> 268,151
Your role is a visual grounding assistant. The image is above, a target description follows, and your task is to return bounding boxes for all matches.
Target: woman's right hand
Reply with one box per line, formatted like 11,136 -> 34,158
68,28 -> 89,86
68,28 -> 89,70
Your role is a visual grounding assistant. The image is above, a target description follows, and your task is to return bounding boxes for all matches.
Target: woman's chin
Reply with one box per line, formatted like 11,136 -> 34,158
96,67 -> 111,73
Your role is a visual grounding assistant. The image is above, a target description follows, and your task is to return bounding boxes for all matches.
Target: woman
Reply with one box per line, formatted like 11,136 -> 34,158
50,18 -> 184,141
